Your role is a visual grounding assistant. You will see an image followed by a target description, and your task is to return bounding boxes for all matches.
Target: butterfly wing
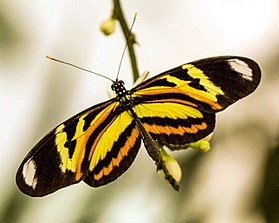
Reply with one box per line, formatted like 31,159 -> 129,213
133,102 -> 215,146
131,56 -> 261,147
83,110 -> 141,187
16,98 -> 141,197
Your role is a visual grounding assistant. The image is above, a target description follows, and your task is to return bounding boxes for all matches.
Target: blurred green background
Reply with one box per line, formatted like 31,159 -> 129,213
1,1 -> 278,223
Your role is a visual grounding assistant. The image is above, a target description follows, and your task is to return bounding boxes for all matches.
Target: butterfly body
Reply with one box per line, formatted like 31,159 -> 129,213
16,56 -> 261,197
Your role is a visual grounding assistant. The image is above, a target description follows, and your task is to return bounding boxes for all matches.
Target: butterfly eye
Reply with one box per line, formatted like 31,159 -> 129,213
111,84 -> 115,91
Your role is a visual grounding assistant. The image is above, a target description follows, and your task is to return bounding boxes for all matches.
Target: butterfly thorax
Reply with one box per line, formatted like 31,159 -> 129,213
111,80 -> 132,108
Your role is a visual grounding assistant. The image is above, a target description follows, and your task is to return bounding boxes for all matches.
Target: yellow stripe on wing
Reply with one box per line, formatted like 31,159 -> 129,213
135,102 -> 204,119
134,102 -> 214,146
134,102 -> 207,135
182,63 -> 224,97
133,79 -> 223,111
89,110 -> 134,171
92,126 -> 140,181
54,101 -> 118,181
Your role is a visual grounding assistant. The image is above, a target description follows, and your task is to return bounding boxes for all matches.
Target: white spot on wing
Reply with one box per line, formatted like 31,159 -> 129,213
228,59 -> 253,81
23,158 -> 38,189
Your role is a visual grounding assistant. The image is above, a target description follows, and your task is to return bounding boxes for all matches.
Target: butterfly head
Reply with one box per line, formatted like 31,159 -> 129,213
111,80 -> 133,107
111,80 -> 127,95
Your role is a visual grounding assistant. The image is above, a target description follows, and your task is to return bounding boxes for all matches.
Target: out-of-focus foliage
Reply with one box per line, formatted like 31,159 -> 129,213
257,139 -> 279,223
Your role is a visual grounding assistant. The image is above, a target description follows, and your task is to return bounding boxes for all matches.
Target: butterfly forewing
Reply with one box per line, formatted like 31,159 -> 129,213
132,56 -> 261,113
189,56 -> 261,108
16,99 -> 120,196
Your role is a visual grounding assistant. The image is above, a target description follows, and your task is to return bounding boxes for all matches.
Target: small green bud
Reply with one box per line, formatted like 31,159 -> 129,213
189,133 -> 213,152
100,18 -> 116,36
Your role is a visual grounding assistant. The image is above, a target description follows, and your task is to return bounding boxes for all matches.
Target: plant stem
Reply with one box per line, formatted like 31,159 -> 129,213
112,0 -> 139,82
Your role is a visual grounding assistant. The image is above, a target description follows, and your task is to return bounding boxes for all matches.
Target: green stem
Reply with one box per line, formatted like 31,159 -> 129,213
112,0 -> 139,82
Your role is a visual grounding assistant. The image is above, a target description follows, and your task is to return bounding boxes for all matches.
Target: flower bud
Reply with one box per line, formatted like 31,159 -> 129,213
100,18 -> 116,36
159,147 -> 182,184
189,133 -> 213,152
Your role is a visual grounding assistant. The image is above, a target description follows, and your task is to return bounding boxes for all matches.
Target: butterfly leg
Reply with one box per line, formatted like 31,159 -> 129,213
132,113 -> 179,191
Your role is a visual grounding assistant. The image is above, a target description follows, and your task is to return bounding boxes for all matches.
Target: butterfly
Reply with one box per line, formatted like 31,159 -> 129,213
16,56 -> 261,197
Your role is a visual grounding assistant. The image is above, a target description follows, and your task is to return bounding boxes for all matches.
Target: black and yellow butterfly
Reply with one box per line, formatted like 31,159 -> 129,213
16,56 -> 261,197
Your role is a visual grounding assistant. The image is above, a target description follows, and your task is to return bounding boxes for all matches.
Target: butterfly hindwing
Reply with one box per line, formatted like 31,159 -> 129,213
84,111 -> 141,187
133,102 -> 215,146
75,102 -> 141,188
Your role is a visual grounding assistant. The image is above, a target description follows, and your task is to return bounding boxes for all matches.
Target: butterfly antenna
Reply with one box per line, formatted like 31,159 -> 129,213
46,56 -> 114,83
116,13 -> 137,81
